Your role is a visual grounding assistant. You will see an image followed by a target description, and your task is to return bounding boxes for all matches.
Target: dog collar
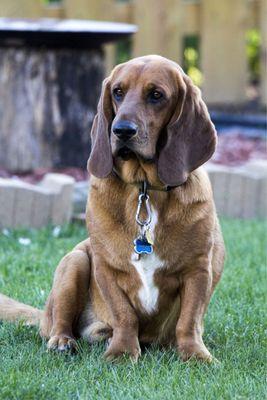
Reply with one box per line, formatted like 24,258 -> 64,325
132,182 -> 175,192
112,170 -> 178,192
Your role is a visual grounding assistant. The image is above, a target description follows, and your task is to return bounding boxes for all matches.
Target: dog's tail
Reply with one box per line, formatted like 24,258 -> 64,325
0,293 -> 43,326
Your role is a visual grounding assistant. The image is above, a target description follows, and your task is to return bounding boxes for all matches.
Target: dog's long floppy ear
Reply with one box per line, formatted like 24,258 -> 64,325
87,78 -> 114,178
157,71 -> 217,187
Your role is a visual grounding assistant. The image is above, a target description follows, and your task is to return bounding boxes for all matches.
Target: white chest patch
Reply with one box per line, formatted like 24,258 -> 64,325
131,207 -> 164,314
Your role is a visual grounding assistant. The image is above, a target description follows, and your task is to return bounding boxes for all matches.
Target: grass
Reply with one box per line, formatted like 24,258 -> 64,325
0,219 -> 266,400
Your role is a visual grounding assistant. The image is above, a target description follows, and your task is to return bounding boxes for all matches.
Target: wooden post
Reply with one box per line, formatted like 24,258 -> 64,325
0,47 -> 103,171
0,18 -> 136,172
201,0 -> 249,104
133,0 -> 184,63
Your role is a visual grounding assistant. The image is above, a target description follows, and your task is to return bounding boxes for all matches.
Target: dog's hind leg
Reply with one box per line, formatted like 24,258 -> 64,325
40,239 -> 91,352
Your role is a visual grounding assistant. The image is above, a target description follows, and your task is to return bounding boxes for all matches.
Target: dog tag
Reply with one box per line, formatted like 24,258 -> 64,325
134,236 -> 153,255
145,229 -> 154,245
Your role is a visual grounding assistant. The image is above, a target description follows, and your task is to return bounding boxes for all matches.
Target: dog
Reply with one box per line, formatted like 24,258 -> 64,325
0,55 -> 225,362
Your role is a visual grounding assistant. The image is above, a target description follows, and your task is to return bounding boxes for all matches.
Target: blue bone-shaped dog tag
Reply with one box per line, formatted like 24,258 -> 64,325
134,237 -> 153,255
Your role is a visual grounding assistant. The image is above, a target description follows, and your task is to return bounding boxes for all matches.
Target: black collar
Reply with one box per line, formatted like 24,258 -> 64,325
112,170 -> 179,192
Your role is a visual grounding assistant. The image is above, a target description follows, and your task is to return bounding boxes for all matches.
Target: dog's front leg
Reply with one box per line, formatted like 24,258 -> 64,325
94,257 -> 140,362
42,242 -> 91,352
176,258 -> 214,362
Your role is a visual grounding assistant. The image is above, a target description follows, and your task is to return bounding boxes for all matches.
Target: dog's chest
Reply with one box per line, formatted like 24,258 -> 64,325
131,207 -> 164,314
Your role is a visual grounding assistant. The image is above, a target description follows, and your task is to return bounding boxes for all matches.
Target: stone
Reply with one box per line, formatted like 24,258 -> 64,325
31,188 -> 52,229
0,178 -> 16,228
205,164 -> 232,217
40,173 -> 75,225
0,178 -> 52,229
73,180 -> 90,214
205,161 -> 267,219
242,176 -> 259,219
258,177 -> 267,219
225,171 -> 245,219
0,173 -> 74,229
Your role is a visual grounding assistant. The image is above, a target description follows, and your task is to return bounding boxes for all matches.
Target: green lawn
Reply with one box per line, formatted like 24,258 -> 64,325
0,219 -> 266,400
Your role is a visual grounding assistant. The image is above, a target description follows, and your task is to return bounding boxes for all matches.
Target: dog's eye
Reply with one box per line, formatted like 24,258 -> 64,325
149,90 -> 163,103
113,88 -> 124,101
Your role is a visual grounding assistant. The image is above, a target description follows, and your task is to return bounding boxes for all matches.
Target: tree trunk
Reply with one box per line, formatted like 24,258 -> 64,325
0,47 -> 104,172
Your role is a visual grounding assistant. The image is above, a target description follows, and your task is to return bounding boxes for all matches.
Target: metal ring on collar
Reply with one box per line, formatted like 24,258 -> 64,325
135,193 -> 152,227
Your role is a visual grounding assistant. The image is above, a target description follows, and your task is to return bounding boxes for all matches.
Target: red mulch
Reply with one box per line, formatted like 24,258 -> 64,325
0,131 -> 266,183
211,131 -> 266,166
0,167 -> 89,184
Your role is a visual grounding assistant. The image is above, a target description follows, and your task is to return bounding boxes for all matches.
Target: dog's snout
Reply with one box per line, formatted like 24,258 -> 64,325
113,120 -> 138,141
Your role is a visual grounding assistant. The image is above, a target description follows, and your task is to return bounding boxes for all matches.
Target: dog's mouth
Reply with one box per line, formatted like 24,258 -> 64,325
115,146 -> 136,161
114,145 -> 156,164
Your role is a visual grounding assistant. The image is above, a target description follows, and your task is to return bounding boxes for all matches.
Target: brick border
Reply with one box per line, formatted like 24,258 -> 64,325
0,173 -> 74,229
205,160 -> 267,219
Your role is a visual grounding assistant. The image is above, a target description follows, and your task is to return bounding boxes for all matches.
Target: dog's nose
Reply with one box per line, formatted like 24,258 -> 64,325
112,120 -> 138,141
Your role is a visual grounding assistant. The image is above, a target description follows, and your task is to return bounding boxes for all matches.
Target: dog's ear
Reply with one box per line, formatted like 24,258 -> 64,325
157,71 -> 217,187
87,78 -> 114,178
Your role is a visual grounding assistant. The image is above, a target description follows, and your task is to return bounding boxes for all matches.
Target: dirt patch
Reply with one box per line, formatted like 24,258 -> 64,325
211,130 -> 266,166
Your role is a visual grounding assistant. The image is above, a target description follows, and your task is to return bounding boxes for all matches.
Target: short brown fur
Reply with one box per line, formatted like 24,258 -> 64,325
0,56 -> 224,362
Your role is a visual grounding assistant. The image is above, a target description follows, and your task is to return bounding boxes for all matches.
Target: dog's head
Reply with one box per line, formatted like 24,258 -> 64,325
87,55 -> 216,187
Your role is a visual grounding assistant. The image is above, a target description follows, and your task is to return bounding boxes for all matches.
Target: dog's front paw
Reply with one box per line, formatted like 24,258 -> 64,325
104,333 -> 141,362
47,335 -> 77,353
178,339 -> 214,362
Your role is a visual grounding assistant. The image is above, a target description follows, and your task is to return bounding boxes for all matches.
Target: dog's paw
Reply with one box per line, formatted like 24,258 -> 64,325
178,339 -> 214,363
104,335 -> 141,362
47,335 -> 77,353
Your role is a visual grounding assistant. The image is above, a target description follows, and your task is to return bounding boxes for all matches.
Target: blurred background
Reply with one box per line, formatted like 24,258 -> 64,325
0,0 -> 266,227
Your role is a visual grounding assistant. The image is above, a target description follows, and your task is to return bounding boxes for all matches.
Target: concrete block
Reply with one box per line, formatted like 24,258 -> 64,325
205,162 -> 267,219
30,187 -> 52,228
0,178 -> 16,228
40,173 -> 75,225
205,165 -> 231,217
0,173 -> 74,229
73,180 -> 90,214
258,177 -> 267,219
13,183 -> 34,228
233,163 -> 267,219
0,179 -> 35,228
241,174 -> 261,219
225,171 -> 245,219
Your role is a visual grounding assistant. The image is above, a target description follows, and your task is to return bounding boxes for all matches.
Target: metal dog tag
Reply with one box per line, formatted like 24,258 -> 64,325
133,181 -> 155,256
134,236 -> 153,255
145,228 -> 154,245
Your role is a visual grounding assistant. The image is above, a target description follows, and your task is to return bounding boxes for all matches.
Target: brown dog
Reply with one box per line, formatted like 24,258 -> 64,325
0,55 -> 225,362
